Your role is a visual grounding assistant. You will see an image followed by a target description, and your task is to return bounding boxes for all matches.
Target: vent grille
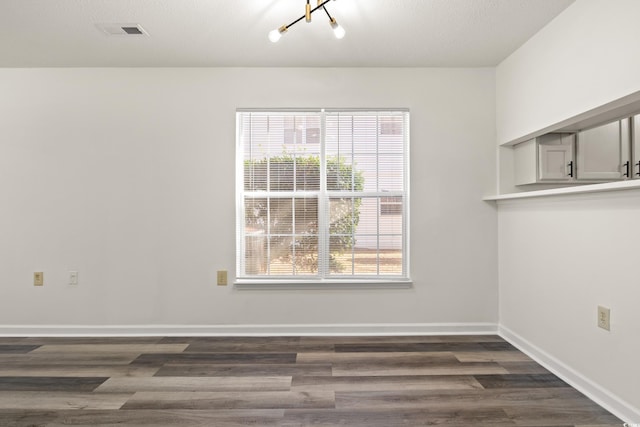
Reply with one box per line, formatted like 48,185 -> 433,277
96,23 -> 148,36
122,26 -> 144,35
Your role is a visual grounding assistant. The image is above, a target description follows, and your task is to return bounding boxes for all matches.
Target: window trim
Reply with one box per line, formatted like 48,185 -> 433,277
235,108 -> 411,288
234,278 -> 413,290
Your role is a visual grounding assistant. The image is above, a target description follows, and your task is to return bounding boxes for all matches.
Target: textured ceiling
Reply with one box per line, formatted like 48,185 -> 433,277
0,0 -> 574,67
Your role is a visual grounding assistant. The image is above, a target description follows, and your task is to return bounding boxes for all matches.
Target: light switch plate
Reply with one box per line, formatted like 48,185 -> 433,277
597,305 -> 610,331
217,270 -> 228,286
34,272 -> 44,286
69,271 -> 78,286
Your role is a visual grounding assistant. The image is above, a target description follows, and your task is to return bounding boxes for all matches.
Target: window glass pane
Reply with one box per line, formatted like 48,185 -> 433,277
379,200 -> 403,234
353,153 -> 378,192
268,236 -> 294,275
283,115 -> 321,147
329,197 -> 355,235
379,236 -> 403,274
269,158 -> 295,191
245,197 -> 319,276
244,161 -> 267,191
328,241 -> 353,275
351,197 -> 378,235
270,198 -> 293,234
348,246 -> 403,275
329,197 -> 357,253
294,197 -> 318,234
243,114 -> 321,192
326,115 -> 354,155
379,154 -> 404,192
326,155 -> 363,191
244,197 -> 267,274
380,196 -> 403,217
379,137 -> 404,154
295,155 -> 320,191
352,247 -> 380,275
327,195 -> 404,276
352,115 -> 378,154
245,234 -> 266,275
294,236 -> 318,274
245,198 -> 267,230
245,156 -> 322,192
379,116 -> 404,136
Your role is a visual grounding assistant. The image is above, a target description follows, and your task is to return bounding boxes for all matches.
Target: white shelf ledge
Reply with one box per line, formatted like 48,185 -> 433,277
484,180 -> 640,201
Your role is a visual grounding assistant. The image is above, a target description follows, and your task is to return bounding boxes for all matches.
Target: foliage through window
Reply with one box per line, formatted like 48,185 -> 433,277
236,110 -> 409,283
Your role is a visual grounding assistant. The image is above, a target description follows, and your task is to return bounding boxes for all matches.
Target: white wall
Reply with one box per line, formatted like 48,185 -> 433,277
496,0 -> 640,145
0,68 -> 497,329
498,192 -> 640,415
496,0 -> 640,419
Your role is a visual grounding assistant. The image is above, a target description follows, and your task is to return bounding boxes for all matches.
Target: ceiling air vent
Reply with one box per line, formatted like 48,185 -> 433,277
122,26 -> 144,35
96,23 -> 148,36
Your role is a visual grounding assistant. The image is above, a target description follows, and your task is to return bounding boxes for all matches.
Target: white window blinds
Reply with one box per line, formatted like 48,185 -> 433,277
236,109 -> 409,284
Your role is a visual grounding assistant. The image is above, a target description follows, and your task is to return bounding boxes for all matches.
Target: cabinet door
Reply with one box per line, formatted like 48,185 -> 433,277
633,115 -> 640,179
538,135 -> 574,181
576,121 -> 624,180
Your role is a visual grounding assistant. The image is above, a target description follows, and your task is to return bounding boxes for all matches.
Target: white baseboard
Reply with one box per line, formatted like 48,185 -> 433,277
0,322 -> 497,337
499,325 -> 640,424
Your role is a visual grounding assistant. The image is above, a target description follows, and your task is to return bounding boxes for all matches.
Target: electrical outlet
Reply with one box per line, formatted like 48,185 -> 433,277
217,270 -> 228,286
34,272 -> 44,286
69,271 -> 78,286
597,306 -> 610,331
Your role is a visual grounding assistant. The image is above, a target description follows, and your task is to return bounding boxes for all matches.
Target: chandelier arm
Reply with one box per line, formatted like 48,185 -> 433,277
284,0 -> 335,30
310,0 -> 334,16
322,5 -> 333,20
284,13 -> 307,29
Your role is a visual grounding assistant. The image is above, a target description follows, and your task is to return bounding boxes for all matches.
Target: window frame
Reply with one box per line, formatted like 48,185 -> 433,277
235,108 -> 411,288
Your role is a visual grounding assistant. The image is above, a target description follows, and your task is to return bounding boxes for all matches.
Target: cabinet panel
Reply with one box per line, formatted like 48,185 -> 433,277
538,135 -> 574,181
634,115 -> 640,179
576,121 -> 625,180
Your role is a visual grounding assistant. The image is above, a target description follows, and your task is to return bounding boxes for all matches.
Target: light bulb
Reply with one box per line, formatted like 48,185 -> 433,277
268,26 -> 287,43
268,29 -> 282,43
330,20 -> 345,39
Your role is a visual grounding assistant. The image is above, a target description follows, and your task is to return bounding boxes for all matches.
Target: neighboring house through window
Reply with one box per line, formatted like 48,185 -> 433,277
236,109 -> 410,284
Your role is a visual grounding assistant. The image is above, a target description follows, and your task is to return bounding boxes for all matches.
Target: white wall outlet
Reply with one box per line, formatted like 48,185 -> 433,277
69,271 -> 78,286
597,305 -> 610,331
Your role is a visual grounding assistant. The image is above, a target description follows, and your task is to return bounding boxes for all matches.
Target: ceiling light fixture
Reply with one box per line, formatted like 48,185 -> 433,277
269,0 -> 345,42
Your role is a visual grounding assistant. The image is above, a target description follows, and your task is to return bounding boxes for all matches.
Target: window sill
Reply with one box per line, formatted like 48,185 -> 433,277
234,279 -> 413,290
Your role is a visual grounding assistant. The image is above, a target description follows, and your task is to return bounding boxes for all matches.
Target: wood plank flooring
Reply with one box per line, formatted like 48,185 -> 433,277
0,335 -> 622,426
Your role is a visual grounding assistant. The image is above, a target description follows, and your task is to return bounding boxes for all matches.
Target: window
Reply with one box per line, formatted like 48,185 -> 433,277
236,109 -> 410,285
380,196 -> 403,216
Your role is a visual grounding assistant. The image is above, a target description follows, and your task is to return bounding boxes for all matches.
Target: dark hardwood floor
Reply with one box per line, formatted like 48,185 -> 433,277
0,335 -> 622,426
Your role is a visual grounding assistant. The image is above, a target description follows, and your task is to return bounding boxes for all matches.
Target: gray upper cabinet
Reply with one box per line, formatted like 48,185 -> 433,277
538,134 -> 575,181
633,115 -> 640,179
514,134 -> 575,185
576,119 -> 629,181
514,119 -> 633,186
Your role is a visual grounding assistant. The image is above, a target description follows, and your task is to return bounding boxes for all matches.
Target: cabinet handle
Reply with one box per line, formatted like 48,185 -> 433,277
636,161 -> 640,176
623,161 -> 630,178
567,161 -> 574,177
